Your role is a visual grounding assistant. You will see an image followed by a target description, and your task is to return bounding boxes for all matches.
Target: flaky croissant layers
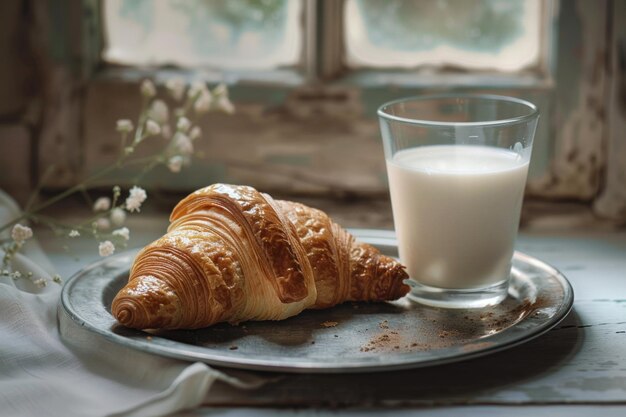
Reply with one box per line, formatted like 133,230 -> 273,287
112,184 -> 409,330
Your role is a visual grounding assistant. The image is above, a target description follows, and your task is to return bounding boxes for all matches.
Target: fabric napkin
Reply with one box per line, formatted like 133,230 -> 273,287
0,190 -> 267,417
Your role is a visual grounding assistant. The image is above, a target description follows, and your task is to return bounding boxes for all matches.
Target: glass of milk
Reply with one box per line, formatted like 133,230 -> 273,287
378,94 -> 539,308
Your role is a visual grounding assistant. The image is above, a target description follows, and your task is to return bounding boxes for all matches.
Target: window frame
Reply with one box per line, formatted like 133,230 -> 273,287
314,0 -> 557,84
92,0 -> 557,88
38,0 -> 617,212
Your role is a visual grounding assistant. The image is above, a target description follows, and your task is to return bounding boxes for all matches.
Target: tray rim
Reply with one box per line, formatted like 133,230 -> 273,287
59,228 -> 574,373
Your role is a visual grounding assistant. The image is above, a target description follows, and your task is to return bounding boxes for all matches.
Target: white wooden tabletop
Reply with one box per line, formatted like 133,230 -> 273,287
39,202 -> 626,417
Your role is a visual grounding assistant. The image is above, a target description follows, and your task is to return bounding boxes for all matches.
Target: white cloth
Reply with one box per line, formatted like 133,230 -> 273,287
0,190 -> 266,417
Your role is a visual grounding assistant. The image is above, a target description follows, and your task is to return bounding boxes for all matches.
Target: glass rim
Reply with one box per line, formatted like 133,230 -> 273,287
377,93 -> 539,128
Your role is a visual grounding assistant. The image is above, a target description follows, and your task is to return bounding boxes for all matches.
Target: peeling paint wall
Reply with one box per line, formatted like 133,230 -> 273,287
528,0 -> 609,200
594,0 -> 626,221
0,0 -> 85,202
83,81 -> 387,196
0,0 -> 36,203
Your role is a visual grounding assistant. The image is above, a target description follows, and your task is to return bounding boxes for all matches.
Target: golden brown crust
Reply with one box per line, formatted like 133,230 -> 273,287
170,184 -> 309,304
277,200 -> 342,309
278,200 -> 410,307
112,184 -> 409,330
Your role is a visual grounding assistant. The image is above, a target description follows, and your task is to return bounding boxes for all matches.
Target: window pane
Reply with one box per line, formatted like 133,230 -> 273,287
103,0 -> 302,69
345,0 -> 543,71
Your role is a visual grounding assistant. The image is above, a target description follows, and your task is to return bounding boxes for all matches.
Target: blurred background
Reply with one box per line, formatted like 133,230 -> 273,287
0,0 -> 624,225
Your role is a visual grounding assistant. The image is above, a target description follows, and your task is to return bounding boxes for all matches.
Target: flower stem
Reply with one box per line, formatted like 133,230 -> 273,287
24,165 -> 56,213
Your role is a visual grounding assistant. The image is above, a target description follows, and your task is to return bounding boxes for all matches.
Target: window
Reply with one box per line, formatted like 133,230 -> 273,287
103,0 -> 549,75
103,0 -> 303,70
78,0 -> 558,193
344,0 -> 543,72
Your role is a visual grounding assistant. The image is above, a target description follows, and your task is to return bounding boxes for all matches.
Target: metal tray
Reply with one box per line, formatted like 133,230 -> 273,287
59,229 -> 574,374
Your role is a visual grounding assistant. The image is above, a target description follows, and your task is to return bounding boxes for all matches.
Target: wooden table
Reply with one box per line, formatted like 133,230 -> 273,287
40,201 -> 626,416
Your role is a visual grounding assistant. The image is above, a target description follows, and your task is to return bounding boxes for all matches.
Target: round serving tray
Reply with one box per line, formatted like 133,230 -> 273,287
59,229 -> 573,374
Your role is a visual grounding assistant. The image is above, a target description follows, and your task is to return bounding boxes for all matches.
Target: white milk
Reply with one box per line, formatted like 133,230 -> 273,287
387,145 -> 529,289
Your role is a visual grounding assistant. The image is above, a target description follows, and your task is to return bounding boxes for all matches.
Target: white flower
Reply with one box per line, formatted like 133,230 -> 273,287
52,274 -> 63,284
188,81 -> 208,99
116,119 -> 134,133
125,186 -> 147,213
99,240 -> 115,257
33,278 -> 47,288
68,230 -> 80,238
110,207 -> 126,226
166,77 -> 186,101
189,126 -> 201,140
145,119 -> 161,136
93,196 -> 111,212
12,271 -> 22,279
215,95 -> 235,114
140,79 -> 157,98
148,99 -> 169,124
176,117 -> 191,133
161,124 -> 172,140
11,224 -> 33,244
173,132 -> 193,156
213,83 -> 228,97
94,218 -> 111,230
112,227 -> 130,241
167,156 -> 184,173
212,83 -> 234,114
193,90 -> 212,114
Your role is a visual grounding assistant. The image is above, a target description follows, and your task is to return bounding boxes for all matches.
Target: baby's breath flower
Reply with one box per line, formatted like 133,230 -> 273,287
140,79 -> 157,98
52,274 -> 63,284
177,117 -> 191,133
215,95 -> 235,114
11,224 -> 33,244
110,207 -> 126,226
173,132 -> 193,156
166,77 -> 186,101
145,119 -> 161,136
188,81 -> 208,99
167,156 -> 184,173
98,240 -> 115,257
1,270 -> 9,276
189,126 -> 201,140
213,83 -> 228,97
68,230 -> 80,238
116,119 -> 134,133
93,197 -> 111,212
11,271 -> 22,279
193,90 -> 212,114
112,227 -> 130,241
125,186 -> 147,213
211,83 -> 234,114
148,100 -> 169,124
33,278 -> 47,288
95,218 -> 111,230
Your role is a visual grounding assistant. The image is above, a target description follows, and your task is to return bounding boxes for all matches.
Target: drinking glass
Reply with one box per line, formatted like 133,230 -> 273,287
378,94 -> 539,308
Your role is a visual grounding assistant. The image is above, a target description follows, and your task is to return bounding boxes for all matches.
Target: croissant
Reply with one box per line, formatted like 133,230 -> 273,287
112,184 -> 409,330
